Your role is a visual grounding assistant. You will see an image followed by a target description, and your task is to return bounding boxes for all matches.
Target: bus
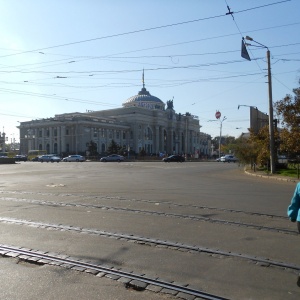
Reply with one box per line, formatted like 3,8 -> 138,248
0,152 -> 15,158
28,150 -> 47,161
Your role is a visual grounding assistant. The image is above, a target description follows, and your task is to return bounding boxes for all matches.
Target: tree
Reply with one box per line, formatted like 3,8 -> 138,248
233,133 -> 259,165
275,83 -> 300,157
139,147 -> 146,157
87,140 -> 98,156
107,140 -> 122,155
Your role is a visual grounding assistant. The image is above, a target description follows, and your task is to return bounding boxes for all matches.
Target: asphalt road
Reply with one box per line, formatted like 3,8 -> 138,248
0,161 -> 298,300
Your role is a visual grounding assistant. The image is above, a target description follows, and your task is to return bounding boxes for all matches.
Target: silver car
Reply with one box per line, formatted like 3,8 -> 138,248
63,155 -> 85,162
220,155 -> 238,163
38,155 -> 61,163
100,154 -> 124,162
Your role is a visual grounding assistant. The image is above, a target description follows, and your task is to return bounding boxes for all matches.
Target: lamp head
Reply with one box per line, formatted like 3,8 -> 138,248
245,36 -> 253,41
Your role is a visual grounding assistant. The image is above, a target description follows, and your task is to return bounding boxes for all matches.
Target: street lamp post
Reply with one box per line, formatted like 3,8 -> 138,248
218,116 -> 227,160
208,116 -> 227,159
245,36 -> 275,174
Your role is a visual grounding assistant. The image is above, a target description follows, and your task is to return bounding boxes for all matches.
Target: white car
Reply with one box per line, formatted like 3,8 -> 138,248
63,155 -> 85,162
220,155 -> 238,163
38,155 -> 61,163
100,154 -> 124,162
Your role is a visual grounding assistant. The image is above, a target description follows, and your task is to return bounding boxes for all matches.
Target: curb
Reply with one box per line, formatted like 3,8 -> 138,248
244,168 -> 299,183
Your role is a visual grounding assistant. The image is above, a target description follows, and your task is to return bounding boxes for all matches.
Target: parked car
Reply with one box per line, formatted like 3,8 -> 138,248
31,156 -> 40,161
63,155 -> 85,162
162,155 -> 185,163
220,155 -> 238,163
100,154 -> 124,162
38,155 -> 61,163
13,155 -> 28,162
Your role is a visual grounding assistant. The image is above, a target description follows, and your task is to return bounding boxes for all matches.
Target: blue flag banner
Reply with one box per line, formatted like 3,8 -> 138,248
241,40 -> 251,61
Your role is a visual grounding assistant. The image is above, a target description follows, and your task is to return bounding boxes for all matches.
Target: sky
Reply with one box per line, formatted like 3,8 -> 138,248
0,0 -> 299,144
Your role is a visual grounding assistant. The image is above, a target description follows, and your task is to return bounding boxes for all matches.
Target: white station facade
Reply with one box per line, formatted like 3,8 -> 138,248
19,82 -> 211,157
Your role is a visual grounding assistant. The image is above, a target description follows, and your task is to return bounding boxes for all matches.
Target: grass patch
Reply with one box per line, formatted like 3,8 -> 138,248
254,166 -> 300,178
276,168 -> 300,178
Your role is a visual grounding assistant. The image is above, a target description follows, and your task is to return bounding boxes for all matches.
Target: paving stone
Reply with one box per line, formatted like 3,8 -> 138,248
6,252 -> 20,258
117,277 -> 132,284
105,273 -> 121,280
161,288 -> 178,295
127,279 -> 148,291
71,266 -> 86,272
145,284 -> 163,293
84,269 -> 99,275
176,292 -> 196,300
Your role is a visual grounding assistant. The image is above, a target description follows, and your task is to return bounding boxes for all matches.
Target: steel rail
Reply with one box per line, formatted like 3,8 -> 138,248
0,197 -> 294,235
0,244 -> 229,300
0,191 -> 287,220
1,217 -> 300,272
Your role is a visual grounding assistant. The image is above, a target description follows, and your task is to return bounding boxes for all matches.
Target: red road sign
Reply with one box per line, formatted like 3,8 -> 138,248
215,111 -> 221,119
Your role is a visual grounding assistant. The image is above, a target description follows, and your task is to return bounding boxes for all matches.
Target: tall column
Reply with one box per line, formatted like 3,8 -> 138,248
61,126 -> 66,154
49,127 -> 53,153
155,126 -> 159,154
167,128 -> 173,154
41,128 -> 45,150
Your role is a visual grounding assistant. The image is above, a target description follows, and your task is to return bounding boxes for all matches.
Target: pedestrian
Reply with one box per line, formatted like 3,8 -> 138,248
287,182 -> 300,233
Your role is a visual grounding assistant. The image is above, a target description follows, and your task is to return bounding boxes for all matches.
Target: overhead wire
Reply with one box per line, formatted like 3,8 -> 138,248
0,0 -> 295,128
0,0 -> 292,59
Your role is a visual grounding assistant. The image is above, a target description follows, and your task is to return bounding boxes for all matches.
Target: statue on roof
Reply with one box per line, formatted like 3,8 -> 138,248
166,98 -> 174,110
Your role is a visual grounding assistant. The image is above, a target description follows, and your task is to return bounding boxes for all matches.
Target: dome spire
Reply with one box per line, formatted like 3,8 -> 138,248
142,69 -> 145,88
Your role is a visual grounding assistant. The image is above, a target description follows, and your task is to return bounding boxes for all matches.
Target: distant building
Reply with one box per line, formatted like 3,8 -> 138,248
0,131 -> 6,151
18,79 -> 211,156
250,106 -> 269,134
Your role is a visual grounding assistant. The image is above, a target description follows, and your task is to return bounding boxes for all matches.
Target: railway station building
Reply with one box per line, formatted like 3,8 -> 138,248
18,82 -> 211,157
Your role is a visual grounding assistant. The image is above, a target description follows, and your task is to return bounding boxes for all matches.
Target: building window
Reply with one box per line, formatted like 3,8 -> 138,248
46,129 -> 50,137
116,131 -> 120,139
66,129 -> 69,135
93,129 -> 98,138
54,129 -> 57,137
123,131 -> 126,139
145,127 -> 152,140
39,131 -> 42,138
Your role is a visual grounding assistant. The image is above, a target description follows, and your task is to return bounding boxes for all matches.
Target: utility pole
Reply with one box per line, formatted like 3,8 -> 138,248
267,49 -> 276,174
243,36 -> 276,174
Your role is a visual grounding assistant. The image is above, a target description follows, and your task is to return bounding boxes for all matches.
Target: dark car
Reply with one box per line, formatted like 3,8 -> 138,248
162,155 -> 185,163
14,155 -> 28,162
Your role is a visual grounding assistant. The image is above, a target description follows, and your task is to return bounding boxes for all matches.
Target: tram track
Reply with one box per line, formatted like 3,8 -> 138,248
1,217 -> 299,274
0,195 -> 295,236
0,190 -> 287,220
0,243 -> 229,300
